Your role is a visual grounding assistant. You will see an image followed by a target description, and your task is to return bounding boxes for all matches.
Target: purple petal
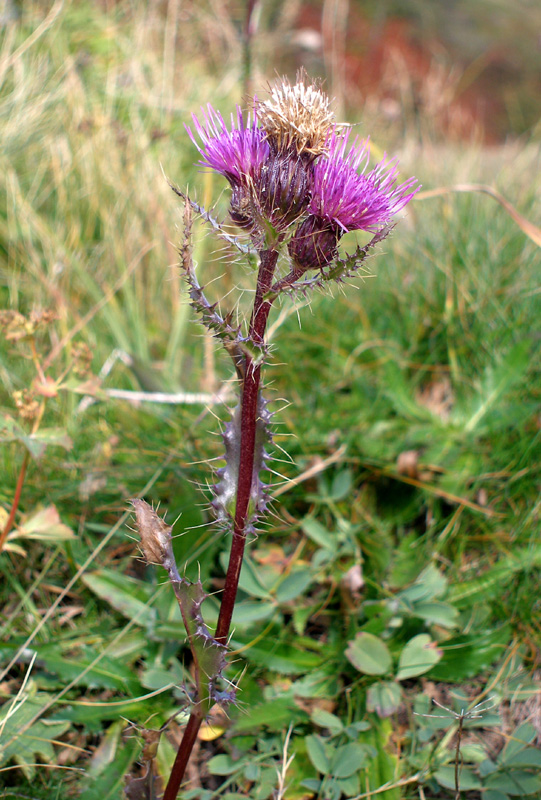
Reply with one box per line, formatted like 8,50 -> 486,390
186,104 -> 269,186
309,130 -> 419,232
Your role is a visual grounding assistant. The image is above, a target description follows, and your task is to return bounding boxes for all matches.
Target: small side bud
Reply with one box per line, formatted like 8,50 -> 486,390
288,215 -> 340,271
130,499 -> 174,567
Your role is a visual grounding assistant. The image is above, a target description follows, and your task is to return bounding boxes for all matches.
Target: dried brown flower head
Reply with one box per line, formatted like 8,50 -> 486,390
12,389 -> 40,420
256,73 -> 337,157
0,309 -> 57,341
30,309 -> 57,327
71,341 -> 93,377
0,310 -> 31,341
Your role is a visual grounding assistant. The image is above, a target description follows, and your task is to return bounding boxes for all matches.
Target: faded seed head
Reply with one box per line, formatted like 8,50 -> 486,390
131,498 -> 174,567
257,74 -> 337,157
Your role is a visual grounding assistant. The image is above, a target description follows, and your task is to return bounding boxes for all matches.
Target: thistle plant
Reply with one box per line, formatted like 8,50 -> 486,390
131,74 -> 418,799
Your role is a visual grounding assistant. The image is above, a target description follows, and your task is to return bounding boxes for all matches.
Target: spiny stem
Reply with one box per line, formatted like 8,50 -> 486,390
162,249 -> 278,798
216,248 -> 278,644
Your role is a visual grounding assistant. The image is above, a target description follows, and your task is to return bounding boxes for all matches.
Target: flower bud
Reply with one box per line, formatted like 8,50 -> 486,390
131,499 -> 174,567
287,215 -> 340,271
259,149 -> 312,230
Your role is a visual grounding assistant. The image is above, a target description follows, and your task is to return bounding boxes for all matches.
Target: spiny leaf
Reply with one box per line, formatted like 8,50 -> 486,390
170,183 -> 254,253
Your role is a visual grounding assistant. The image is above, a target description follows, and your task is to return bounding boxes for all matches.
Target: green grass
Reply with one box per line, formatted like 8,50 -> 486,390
0,2 -> 540,799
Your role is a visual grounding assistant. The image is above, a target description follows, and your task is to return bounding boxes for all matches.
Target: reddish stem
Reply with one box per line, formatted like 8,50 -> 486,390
0,450 -> 30,554
162,710 -> 204,800
215,248 -> 278,643
163,249 -> 279,799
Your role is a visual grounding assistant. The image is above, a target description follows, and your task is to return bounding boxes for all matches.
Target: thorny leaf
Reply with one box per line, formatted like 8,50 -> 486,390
130,500 -> 232,712
170,183 -> 254,254
178,197 -> 266,377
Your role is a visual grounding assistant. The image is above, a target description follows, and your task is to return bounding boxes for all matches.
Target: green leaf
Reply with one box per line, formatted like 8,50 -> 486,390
337,773 -> 360,797
367,681 -> 402,718
244,762 -> 260,781
301,779 -> 321,793
397,564 -> 448,606
290,666 -> 340,699
86,720 -> 125,777
484,791 -> 510,800
310,708 -> 344,735
36,644 -> 143,694
484,771 -> 541,796
0,688 -> 71,780
229,636 -> 323,674
80,738 -> 141,800
292,603 -> 316,635
413,600 -> 459,628
232,698 -> 307,734
434,765 -> 482,791
448,547 -> 541,607
275,569 -> 313,603
305,734 -> 331,774
331,743 -> 370,778
330,469 -> 353,501
0,414 -> 72,459
207,754 -> 240,776
396,634 -> 442,680
12,505 -> 75,542
428,626 -> 512,681
502,722 -> 537,761
357,718 -> 400,799
232,600 -> 276,625
224,795 -> 253,800
503,749 -> 541,769
415,563 -> 448,599
82,569 -> 155,627
140,658 -> 186,690
220,552 -> 272,599
463,341 -> 530,433
345,632 -> 392,675
389,532 -> 424,588
58,696 -> 179,727
302,518 -> 337,552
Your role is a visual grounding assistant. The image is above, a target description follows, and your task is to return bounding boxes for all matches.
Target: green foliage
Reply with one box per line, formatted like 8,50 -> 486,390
0,683 -> 71,780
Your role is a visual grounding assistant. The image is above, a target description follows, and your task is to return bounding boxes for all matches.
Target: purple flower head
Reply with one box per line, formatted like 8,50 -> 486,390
309,130 -> 419,233
186,104 -> 269,188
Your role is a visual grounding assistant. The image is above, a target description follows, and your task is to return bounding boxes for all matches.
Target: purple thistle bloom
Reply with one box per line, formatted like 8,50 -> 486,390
309,130 -> 419,233
186,104 -> 269,188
